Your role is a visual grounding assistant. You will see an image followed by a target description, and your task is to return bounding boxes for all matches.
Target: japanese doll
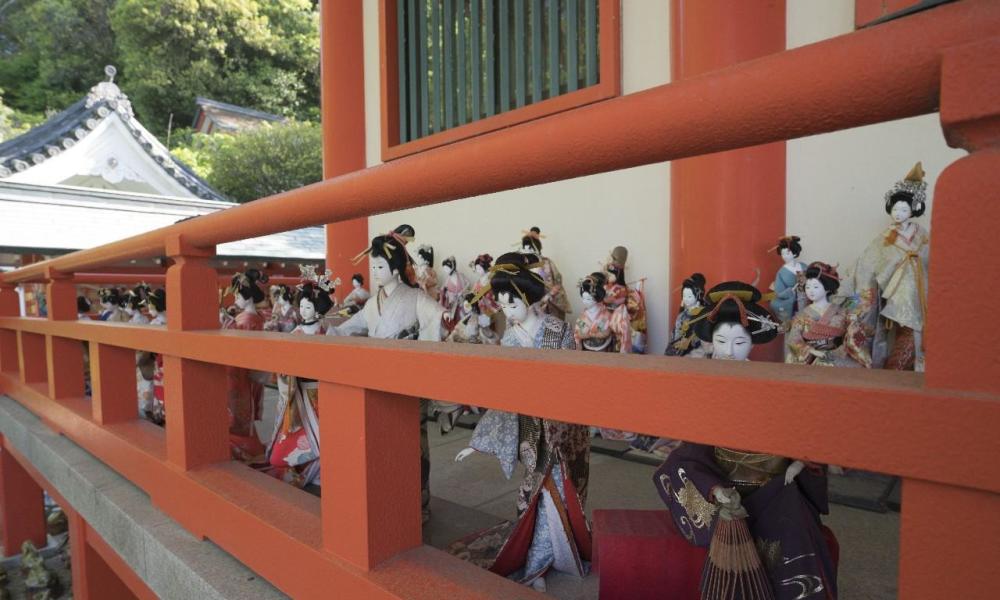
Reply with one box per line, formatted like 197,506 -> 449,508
224,269 -> 271,462
438,256 -> 470,325
603,246 -> 648,353
124,285 -> 153,420
455,252 -> 590,593
264,284 -> 300,333
664,272 -> 708,357
434,293 -> 500,434
469,254 -> 500,318
769,236 -> 807,323
786,263 -> 863,368
97,288 -> 127,322
138,288 -> 167,425
654,281 -> 837,600
414,244 -> 439,297
327,225 -> 447,523
519,227 -> 571,321
263,280 -> 333,488
847,162 -> 930,372
574,272 -> 629,353
339,273 -> 370,316
121,287 -> 149,325
77,296 -> 93,320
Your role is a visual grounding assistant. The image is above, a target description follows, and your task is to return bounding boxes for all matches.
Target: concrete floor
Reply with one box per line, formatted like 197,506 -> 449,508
422,422 -> 899,600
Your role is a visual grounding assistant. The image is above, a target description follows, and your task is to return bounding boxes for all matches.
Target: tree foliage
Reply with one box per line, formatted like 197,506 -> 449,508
173,121 -> 322,203
0,0 -> 319,135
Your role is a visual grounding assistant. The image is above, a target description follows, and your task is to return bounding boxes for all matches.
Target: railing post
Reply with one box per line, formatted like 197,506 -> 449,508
17,330 -> 47,386
320,383 -> 422,569
44,267 -> 85,399
163,236 -> 228,469
0,436 -> 47,552
0,283 -> 19,374
901,38 -> 1000,599
90,342 -> 139,425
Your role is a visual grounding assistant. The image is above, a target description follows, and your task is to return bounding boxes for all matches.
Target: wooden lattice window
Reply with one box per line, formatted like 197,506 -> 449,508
380,0 -> 621,160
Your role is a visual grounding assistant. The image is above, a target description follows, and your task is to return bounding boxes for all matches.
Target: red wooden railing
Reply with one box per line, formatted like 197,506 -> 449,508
1,1 -> 999,598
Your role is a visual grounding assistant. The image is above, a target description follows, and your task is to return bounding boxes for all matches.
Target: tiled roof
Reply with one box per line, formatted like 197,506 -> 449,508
0,67 -> 224,201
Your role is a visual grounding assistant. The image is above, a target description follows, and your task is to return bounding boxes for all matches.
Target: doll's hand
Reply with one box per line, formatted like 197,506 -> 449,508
784,460 -> 805,485
712,486 -> 740,508
455,447 -> 476,462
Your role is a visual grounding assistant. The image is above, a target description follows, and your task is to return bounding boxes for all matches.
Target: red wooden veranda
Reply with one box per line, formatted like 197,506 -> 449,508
1,1 -> 999,598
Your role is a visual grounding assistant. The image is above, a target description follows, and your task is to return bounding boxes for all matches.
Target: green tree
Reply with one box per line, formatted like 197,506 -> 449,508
0,0 -> 117,113
173,121 -> 322,203
0,88 -> 43,142
111,0 -> 319,135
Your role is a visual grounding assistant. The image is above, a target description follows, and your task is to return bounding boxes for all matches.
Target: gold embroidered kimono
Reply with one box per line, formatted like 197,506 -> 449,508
848,223 -> 930,368
786,303 -> 861,368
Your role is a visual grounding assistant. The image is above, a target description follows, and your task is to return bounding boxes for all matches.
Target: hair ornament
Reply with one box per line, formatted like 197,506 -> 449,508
885,161 -> 927,210
468,259 -> 546,307
768,235 -> 802,253
351,228 -> 415,265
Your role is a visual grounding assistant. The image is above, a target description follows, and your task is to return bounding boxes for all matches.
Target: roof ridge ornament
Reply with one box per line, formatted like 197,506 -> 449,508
86,65 -> 133,117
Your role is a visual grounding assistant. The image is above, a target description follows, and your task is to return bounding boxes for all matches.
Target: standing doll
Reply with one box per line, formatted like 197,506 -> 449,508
770,236 -> 807,324
519,227 -> 571,321
603,246 -> 648,353
574,272 -> 629,353
664,273 -> 709,357
339,273 -> 370,315
264,284 -> 300,333
438,256 -> 470,325
140,288 -> 167,424
653,282 -> 836,600
414,245 -> 439,297
455,252 -> 590,593
327,225 -> 448,523
97,288 -> 126,322
469,254 -> 500,319
849,162 -> 930,372
224,269 -> 271,462
264,281 -> 334,488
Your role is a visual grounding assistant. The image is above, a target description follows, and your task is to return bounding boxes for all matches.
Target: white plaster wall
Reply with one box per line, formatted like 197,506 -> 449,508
786,1 -> 966,278
364,1 -> 673,353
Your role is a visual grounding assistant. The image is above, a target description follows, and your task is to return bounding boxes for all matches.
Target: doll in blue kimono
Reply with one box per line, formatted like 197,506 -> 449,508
769,236 -> 807,323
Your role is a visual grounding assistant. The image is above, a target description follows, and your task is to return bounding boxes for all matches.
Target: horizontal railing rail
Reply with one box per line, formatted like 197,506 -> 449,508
2,0 -> 997,284
0,1 -> 998,599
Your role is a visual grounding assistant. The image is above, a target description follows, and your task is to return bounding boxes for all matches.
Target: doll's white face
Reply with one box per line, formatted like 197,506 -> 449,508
445,263 -> 456,275
805,278 -> 828,303
712,323 -> 752,361
497,292 -> 529,324
891,200 -> 913,224
416,253 -> 429,267
463,316 -> 478,337
371,256 -> 397,288
475,264 -> 486,276
352,278 -> 362,289
580,291 -> 597,308
100,300 -> 112,310
780,248 -> 796,263
299,297 -> 317,321
148,304 -> 159,317
234,294 -> 249,311
681,288 -> 699,309
124,304 -> 135,315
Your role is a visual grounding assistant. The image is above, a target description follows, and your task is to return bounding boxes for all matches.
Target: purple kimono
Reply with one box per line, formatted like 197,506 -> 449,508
654,442 -> 837,599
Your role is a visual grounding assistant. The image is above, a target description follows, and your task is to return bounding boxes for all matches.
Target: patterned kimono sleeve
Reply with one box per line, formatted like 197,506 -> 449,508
653,442 -> 722,547
470,409 -> 520,479
559,321 -> 576,350
785,313 -> 812,364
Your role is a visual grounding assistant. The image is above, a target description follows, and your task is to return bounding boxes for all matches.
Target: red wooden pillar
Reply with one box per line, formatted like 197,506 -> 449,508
0,438 -> 47,552
321,0 -> 369,302
90,342 -> 139,425
163,237 -> 228,470
45,268 -> 85,399
0,283 -> 19,374
320,383 -> 422,569
898,38 -> 1000,600
18,330 -> 47,386
669,0 -> 786,361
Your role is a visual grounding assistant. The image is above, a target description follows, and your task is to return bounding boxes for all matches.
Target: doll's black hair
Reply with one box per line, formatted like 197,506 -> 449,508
804,263 -> 840,297
146,288 -> 167,312
679,273 -> 707,311
352,273 -> 365,285
521,226 -> 543,253
442,256 -> 457,271
580,272 -> 608,303
370,224 -> 417,287
606,263 -> 625,287
271,284 -> 293,304
231,269 -> 268,303
77,296 -> 92,314
417,246 -> 435,267
121,286 -> 144,310
694,281 -> 779,345
296,282 -> 334,317
463,292 -> 481,315
473,254 -> 493,271
775,236 -> 803,258
98,287 -> 121,305
884,190 -> 926,218
490,252 -> 546,306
